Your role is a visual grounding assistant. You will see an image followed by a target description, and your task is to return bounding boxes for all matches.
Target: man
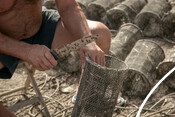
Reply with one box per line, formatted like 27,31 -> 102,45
0,0 -> 111,116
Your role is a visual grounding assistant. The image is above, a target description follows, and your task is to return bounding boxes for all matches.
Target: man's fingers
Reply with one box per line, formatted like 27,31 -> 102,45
39,51 -> 55,71
86,53 -> 96,63
96,55 -> 105,66
39,63 -> 48,71
101,55 -> 105,66
44,51 -> 57,66
34,63 -> 48,71
96,55 -> 101,65
42,57 -> 53,69
32,63 -> 45,71
79,50 -> 85,65
79,45 -> 106,67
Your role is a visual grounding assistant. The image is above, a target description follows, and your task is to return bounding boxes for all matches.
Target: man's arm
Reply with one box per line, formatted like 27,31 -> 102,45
55,0 -> 91,39
55,0 -> 105,65
0,32 -> 31,60
0,32 -> 57,70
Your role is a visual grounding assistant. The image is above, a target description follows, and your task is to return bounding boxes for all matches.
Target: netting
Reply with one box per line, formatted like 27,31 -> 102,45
71,55 -> 127,117
110,23 -> 143,61
158,48 -> 175,89
123,39 -> 165,98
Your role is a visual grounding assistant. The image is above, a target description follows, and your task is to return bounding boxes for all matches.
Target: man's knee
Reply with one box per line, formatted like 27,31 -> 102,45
88,20 -> 111,54
0,62 -> 4,69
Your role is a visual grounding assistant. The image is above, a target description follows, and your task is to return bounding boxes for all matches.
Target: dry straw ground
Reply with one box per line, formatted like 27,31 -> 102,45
1,0 -> 175,116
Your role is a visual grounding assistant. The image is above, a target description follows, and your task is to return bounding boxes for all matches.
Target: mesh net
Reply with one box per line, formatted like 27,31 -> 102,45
123,39 -> 165,98
110,23 -> 143,61
71,55 -> 127,117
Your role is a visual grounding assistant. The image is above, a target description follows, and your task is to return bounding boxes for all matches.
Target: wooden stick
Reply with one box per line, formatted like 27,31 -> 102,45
24,63 -> 51,117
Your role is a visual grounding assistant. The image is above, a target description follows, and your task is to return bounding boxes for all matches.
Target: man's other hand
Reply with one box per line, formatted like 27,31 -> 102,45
25,45 -> 57,71
79,42 -> 105,66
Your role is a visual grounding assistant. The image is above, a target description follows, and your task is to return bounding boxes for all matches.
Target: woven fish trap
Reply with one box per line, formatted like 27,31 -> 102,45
158,48 -> 175,89
71,55 -> 127,117
106,0 -> 147,25
134,0 -> 170,37
123,39 -> 165,98
148,38 -> 175,89
110,23 -> 143,61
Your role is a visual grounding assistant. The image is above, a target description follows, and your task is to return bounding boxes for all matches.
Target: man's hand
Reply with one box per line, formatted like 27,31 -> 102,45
79,42 -> 105,66
25,45 -> 57,71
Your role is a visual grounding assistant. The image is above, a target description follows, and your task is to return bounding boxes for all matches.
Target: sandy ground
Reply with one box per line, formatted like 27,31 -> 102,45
0,64 -> 175,117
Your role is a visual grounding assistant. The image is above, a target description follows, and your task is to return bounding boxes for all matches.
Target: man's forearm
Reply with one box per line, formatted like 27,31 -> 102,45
0,32 -> 31,60
55,0 -> 91,39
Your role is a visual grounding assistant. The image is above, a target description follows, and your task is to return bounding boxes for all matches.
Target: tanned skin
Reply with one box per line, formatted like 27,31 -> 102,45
0,0 -> 111,116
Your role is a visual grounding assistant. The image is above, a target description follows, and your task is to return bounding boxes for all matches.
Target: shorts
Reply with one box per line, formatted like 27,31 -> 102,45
0,9 -> 60,79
